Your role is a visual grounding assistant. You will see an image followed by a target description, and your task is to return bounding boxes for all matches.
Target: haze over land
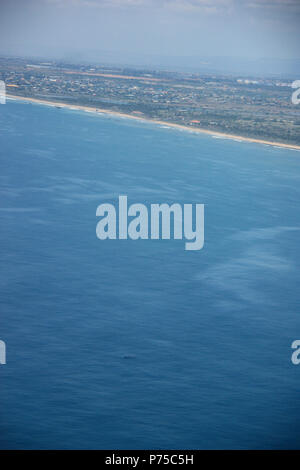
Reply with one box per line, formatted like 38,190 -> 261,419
0,0 -> 299,75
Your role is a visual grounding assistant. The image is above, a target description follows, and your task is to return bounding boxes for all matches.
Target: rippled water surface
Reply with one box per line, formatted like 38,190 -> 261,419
0,100 -> 300,449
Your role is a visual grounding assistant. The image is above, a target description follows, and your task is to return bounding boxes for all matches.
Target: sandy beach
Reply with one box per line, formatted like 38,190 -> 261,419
7,94 -> 300,151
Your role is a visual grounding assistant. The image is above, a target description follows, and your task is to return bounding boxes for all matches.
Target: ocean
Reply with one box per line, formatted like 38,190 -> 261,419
0,99 -> 300,449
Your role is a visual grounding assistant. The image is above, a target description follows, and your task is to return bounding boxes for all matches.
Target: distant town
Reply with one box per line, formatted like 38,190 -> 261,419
1,56 -> 299,145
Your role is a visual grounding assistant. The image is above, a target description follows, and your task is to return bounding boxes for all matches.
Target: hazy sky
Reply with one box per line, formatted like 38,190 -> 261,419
0,0 -> 299,66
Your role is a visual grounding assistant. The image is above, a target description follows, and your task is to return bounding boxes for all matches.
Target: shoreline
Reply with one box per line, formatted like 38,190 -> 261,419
7,94 -> 300,151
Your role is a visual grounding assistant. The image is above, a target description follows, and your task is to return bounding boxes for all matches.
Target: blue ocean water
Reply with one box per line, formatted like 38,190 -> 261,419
0,99 -> 300,449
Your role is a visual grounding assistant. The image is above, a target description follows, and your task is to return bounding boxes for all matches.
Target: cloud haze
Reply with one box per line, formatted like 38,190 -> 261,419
0,0 -> 299,68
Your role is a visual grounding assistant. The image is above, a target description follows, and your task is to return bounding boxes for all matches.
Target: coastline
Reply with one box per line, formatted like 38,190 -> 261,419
7,94 -> 300,151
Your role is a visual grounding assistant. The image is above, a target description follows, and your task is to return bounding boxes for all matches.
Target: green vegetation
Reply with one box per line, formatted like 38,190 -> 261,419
1,57 -> 299,145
